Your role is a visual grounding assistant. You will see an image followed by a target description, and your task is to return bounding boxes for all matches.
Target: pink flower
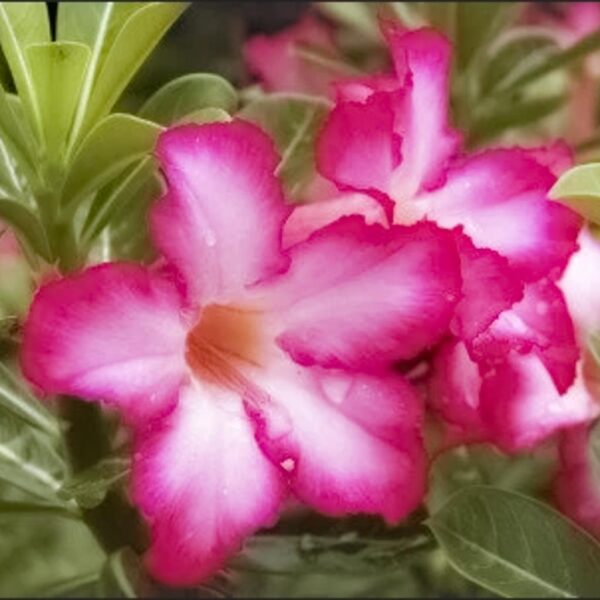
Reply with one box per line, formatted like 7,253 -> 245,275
244,14 -> 345,97
553,228 -> 600,534
299,24 -> 589,451
21,120 -> 463,585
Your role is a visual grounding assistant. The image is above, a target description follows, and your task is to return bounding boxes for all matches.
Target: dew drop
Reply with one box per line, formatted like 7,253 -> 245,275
281,458 -> 295,472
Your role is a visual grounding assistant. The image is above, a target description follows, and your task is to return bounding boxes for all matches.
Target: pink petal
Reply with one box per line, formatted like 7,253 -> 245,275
559,227 -> 600,337
132,382 -> 286,585
21,263 -> 187,423
430,340 -> 599,452
479,353 -> 599,451
150,120 -> 290,305
429,339 -> 486,440
254,217 -> 461,370
282,191 -> 388,248
245,356 -> 426,523
450,230 -> 524,343
472,278 -> 579,394
423,149 -> 582,282
522,140 -> 574,177
243,14 -> 339,96
555,423 -> 600,538
316,92 -> 402,196
385,27 -> 461,197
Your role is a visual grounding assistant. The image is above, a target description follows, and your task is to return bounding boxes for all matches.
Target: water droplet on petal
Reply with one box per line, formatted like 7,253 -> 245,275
281,458 -> 295,472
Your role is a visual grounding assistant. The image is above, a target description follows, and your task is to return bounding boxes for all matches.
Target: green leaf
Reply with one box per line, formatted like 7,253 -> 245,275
317,3 -> 381,42
427,444 -> 555,514
173,106 -> 231,126
0,84 -> 37,181
468,92 -> 565,146
0,410 -> 67,502
26,42 -> 90,161
0,511 -> 104,596
82,155 -> 156,245
239,94 -> 330,201
60,456 -> 130,509
481,28 -> 561,95
0,2 -> 50,141
550,162 -> 600,224
0,198 -> 51,260
97,548 -> 152,598
62,113 -> 163,210
0,360 -> 60,437
56,2 -> 145,153
504,27 -> 600,92
454,2 -> 518,71
232,531 -> 433,576
139,72 -> 237,125
73,2 -> 189,146
428,485 -> 600,597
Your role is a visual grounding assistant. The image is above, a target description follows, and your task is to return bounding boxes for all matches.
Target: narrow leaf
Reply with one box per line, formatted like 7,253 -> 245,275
0,2 -> 50,141
76,2 -> 189,142
0,410 -> 67,502
57,2 -> 145,154
139,73 -> 237,125
0,198 -> 51,260
550,162 -> 600,224
428,485 -> 600,597
0,360 -> 60,436
26,42 -> 90,160
505,27 -> 600,92
82,156 -> 156,244
62,113 -> 163,210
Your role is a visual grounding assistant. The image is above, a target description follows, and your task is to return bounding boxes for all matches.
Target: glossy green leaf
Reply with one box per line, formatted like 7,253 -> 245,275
75,2 -> 189,144
0,85 -> 37,180
57,2 -> 145,155
550,163 -> 600,224
428,486 -> 600,597
60,456 -> 130,509
240,94 -> 330,201
82,155 -> 156,245
139,72 -> 237,125
26,42 -> 90,160
0,2 -> 50,141
0,198 -> 51,260
62,113 -> 163,210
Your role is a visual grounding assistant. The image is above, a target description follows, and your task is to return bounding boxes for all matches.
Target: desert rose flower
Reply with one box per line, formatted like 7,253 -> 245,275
297,24 -> 591,450
554,228 -> 600,534
21,120 -> 463,584
244,14 -> 345,97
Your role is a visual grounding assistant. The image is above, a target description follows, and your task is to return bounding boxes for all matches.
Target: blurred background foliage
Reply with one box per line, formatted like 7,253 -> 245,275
0,2 -> 599,598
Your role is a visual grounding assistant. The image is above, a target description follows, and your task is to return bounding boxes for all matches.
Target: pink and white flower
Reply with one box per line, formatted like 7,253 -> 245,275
21,120 -> 462,585
298,23 -> 591,451
244,14 -> 344,98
